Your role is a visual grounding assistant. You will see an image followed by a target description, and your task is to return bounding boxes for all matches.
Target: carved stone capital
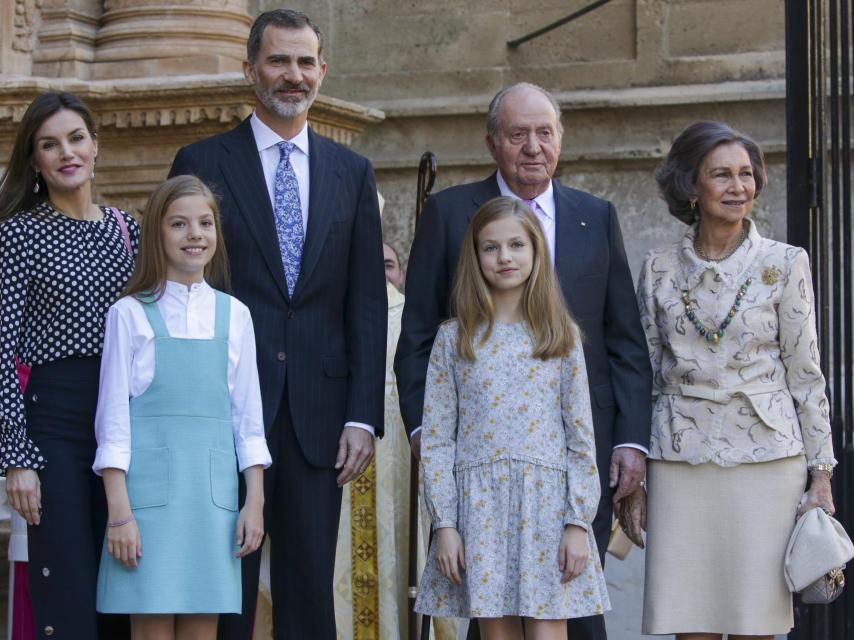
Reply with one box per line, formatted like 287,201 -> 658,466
13,0 -> 44,53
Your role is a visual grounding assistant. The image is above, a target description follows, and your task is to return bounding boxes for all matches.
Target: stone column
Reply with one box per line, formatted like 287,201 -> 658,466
30,0 -> 101,79
92,0 -> 251,79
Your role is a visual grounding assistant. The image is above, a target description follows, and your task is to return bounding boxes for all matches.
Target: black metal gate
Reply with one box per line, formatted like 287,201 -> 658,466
786,0 -> 853,638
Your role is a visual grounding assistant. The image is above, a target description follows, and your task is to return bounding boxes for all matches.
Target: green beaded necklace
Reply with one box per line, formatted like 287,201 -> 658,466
682,276 -> 752,345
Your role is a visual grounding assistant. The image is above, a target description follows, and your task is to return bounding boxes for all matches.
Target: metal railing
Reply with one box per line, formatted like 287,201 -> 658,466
786,0 -> 854,637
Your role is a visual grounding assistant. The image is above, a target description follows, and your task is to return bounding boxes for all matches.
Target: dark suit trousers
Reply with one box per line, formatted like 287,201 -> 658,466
466,493 -> 611,640
218,395 -> 342,640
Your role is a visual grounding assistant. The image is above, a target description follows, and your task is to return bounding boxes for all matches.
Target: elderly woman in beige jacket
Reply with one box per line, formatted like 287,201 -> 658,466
631,121 -> 835,640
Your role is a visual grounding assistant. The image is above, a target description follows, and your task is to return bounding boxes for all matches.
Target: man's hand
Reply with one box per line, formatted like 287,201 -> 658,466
335,427 -> 374,487
410,431 -> 421,461
610,447 -> 646,503
616,485 -> 646,548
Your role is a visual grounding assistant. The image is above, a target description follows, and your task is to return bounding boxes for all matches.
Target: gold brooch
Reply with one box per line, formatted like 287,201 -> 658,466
762,266 -> 781,285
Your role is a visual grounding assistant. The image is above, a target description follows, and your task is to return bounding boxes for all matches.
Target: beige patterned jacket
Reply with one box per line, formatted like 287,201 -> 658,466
637,219 -> 836,469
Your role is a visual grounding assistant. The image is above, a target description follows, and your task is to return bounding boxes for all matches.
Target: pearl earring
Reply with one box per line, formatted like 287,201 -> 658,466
33,171 -> 40,194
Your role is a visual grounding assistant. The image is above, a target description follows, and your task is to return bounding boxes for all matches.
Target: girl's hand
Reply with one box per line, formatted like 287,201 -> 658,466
107,517 -> 142,569
436,527 -> 465,585
6,468 -> 41,526
798,471 -> 835,517
236,499 -> 264,558
558,524 -> 589,583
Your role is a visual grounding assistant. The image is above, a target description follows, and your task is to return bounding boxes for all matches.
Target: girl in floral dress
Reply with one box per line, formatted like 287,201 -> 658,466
414,197 -> 610,639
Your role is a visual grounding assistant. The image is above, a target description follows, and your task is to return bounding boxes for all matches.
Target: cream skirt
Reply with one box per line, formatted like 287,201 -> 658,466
642,456 -> 807,636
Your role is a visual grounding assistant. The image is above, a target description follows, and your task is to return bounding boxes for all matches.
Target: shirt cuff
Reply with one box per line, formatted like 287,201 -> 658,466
345,422 -> 375,437
92,447 -> 130,477
409,426 -> 422,440
433,520 -> 457,530
613,443 -> 649,455
808,457 -> 838,469
236,438 -> 273,472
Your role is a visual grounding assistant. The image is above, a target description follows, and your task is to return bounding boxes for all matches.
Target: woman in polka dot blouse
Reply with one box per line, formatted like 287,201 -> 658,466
0,92 -> 139,638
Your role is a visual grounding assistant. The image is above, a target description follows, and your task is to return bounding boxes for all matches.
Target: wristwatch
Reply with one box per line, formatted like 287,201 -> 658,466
810,463 -> 834,478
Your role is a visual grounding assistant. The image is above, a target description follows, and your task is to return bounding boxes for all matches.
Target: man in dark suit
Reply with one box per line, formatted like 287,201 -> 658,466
395,83 -> 652,640
169,9 -> 386,639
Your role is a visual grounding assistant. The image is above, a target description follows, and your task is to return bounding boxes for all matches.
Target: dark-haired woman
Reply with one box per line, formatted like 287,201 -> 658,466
0,91 -> 138,637
635,121 -> 835,639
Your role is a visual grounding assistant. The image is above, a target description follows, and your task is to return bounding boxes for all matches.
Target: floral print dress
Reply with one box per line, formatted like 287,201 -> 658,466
414,320 -> 610,619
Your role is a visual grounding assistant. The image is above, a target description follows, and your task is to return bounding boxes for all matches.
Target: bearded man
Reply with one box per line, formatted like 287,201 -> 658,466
170,9 -> 386,639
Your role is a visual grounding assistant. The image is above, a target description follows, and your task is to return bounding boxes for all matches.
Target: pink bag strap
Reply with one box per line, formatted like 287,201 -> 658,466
109,207 -> 132,254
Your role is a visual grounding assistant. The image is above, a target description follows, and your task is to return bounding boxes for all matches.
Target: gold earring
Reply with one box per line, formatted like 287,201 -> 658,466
689,200 -> 696,210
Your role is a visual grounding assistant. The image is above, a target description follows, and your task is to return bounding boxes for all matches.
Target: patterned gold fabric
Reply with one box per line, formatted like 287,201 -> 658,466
334,283 -> 407,639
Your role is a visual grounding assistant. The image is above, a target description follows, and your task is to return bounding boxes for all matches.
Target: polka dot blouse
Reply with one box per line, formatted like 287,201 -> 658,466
0,202 -> 139,471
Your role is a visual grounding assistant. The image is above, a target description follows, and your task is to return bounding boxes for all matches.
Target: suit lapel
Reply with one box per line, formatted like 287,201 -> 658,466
469,173 -> 502,220
219,119 -> 289,301
553,180 -> 588,288
294,129 -> 339,299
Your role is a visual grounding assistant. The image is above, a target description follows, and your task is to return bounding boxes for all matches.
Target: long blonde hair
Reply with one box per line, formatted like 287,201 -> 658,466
451,196 -> 578,361
123,175 -> 231,300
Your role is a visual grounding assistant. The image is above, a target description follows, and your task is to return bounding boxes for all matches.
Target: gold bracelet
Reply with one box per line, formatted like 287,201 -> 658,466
810,463 -> 834,478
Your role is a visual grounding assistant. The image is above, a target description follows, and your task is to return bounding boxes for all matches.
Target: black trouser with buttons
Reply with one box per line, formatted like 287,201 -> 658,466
25,357 -> 129,639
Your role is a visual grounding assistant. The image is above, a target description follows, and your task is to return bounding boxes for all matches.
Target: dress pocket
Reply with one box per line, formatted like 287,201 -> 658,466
210,448 -> 239,512
127,447 -> 170,509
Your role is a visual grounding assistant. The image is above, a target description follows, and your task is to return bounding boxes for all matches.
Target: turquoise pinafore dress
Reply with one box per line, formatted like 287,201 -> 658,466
97,292 -> 241,614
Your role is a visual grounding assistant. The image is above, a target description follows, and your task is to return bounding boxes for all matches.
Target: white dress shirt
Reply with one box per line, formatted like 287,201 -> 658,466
496,171 -> 556,265
93,280 -> 272,474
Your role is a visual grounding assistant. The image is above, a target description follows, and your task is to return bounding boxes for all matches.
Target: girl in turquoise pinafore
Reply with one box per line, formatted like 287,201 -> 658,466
93,176 -> 271,640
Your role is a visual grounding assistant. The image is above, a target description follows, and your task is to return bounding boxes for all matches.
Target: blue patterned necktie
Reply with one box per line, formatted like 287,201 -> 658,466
273,141 -> 304,296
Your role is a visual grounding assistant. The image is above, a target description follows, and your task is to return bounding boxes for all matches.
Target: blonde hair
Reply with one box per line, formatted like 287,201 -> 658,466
123,175 -> 231,300
451,196 -> 578,361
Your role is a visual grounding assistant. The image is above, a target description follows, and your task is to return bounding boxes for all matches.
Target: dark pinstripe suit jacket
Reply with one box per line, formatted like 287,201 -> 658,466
170,118 -> 386,467
394,175 -> 652,493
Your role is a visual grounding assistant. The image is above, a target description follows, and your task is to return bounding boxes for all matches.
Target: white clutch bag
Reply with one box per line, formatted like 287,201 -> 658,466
784,507 -> 854,604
